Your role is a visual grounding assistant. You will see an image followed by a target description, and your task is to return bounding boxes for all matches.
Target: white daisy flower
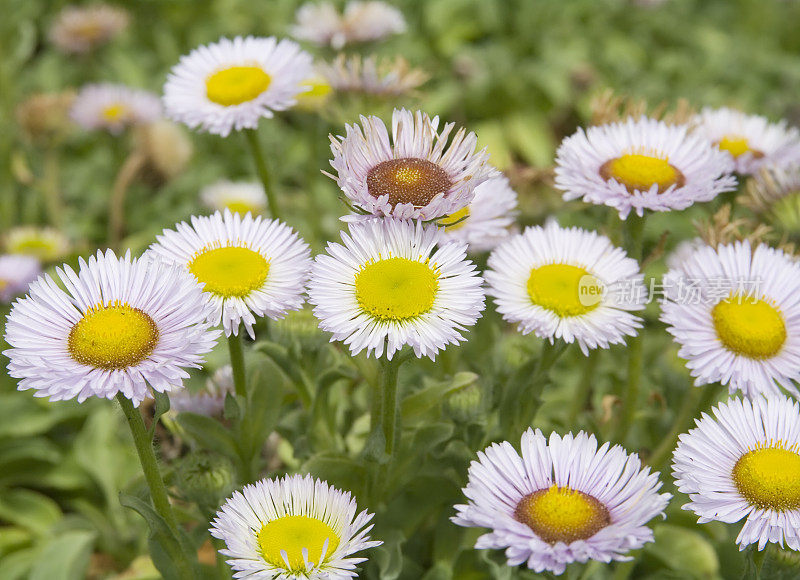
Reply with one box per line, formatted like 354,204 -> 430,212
149,210 -> 311,339
210,473 -> 381,579
171,365 -> 234,417
693,107 -> 800,175
485,221 -> 646,355
200,180 -> 267,216
439,174 -> 518,252
555,116 -> 737,218
0,255 -> 41,303
3,250 -> 219,405
291,1 -> 405,50
308,218 -> 485,360
328,108 -> 495,221
673,395 -> 800,551
660,241 -> 800,398
664,236 -> 706,273
48,3 -> 129,55
452,429 -> 670,575
71,83 -> 162,134
318,54 -> 427,98
4,226 -> 71,262
163,36 -> 312,137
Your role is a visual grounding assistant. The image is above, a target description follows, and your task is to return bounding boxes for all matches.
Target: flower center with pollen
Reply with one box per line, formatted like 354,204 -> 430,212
189,246 -> 270,298
206,65 -> 272,106
355,257 -> 439,320
366,158 -> 453,207
515,485 -> 611,544
68,301 -> 158,370
599,154 -> 685,193
733,444 -> 800,511
257,515 -> 340,571
717,136 -> 764,159
712,294 -> 786,359
527,264 -> 602,317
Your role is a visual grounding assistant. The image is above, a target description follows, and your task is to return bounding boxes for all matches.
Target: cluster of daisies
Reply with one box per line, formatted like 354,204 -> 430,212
6,4 -> 800,577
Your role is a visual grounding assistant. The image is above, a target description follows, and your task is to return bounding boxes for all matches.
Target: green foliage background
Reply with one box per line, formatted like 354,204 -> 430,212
2,0 -> 800,578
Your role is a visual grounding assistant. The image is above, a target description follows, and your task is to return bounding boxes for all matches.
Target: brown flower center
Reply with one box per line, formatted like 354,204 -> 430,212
366,158 -> 453,207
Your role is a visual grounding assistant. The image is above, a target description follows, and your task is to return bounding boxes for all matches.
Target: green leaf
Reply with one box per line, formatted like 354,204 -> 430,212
119,493 -> 197,580
646,524 -> 719,578
401,373 -> 478,421
0,488 -> 62,536
177,412 -> 239,458
28,530 -> 96,580
301,454 -> 368,498
0,547 -> 41,580
373,529 -> 405,580
0,527 -> 32,559
0,395 -> 85,438
148,390 -> 171,440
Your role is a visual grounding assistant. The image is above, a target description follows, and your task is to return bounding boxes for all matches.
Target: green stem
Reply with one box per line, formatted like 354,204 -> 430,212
648,383 -> 718,470
227,333 -> 247,399
568,349 -> 600,425
244,128 -> 280,221
616,213 -> 647,443
508,341 -> 568,436
116,395 -> 194,579
380,355 -> 402,458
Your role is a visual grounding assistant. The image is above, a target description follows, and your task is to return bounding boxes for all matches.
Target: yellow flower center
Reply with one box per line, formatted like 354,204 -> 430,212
189,246 -> 270,298
205,65 -> 272,107
527,264 -> 602,317
102,103 -> 128,122
68,301 -> 159,370
355,257 -> 439,321
224,201 -> 259,215
10,238 -> 57,257
74,21 -> 104,42
712,294 -> 786,359
515,485 -> 611,544
438,206 -> 470,231
717,136 -> 765,159
257,515 -> 340,571
366,158 -> 453,208
599,153 -> 685,193
732,444 -> 800,511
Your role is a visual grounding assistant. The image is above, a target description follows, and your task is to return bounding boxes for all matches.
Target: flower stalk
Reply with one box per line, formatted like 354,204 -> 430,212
244,128 -> 280,220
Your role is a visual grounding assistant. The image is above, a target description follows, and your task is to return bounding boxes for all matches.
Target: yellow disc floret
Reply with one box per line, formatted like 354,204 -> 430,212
718,136 -> 764,159
224,201 -> 259,216
68,301 -> 158,370
733,444 -> 800,511
189,246 -> 270,298
102,103 -> 128,122
439,206 -> 470,231
206,65 -> 272,106
366,158 -> 453,207
527,264 -> 602,317
600,154 -> 685,193
712,294 -> 786,359
515,485 -> 611,544
257,515 -> 340,571
355,257 -> 439,321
